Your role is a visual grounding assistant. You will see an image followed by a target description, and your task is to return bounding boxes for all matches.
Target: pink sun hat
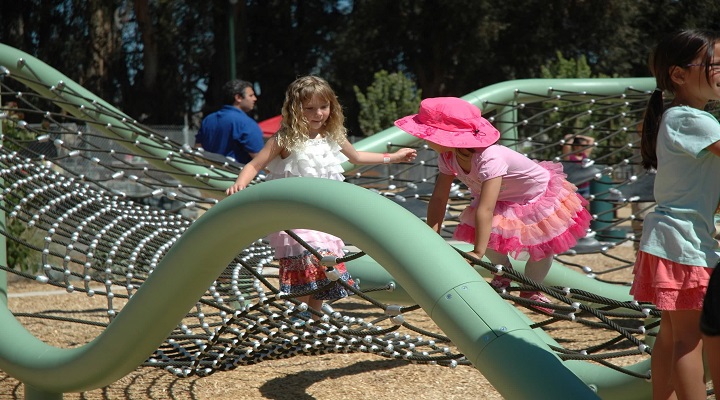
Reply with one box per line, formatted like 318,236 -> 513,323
394,97 -> 500,148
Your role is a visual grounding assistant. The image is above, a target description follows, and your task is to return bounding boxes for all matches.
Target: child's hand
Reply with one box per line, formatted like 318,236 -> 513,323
465,250 -> 484,263
226,182 -> 246,195
393,148 -> 417,163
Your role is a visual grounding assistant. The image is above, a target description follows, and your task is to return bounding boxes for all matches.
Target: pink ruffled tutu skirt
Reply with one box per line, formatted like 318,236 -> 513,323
268,229 -> 345,259
631,251 -> 712,310
454,161 -> 592,261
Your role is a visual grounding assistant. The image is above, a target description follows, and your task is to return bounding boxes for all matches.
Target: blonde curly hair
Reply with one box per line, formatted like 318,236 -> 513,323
275,76 -> 348,151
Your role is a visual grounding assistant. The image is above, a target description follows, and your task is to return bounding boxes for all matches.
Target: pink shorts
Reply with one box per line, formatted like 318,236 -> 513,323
630,251 -> 713,311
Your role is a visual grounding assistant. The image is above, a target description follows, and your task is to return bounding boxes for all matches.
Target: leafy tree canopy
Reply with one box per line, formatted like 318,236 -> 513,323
1,0 -> 719,135
353,71 -> 421,136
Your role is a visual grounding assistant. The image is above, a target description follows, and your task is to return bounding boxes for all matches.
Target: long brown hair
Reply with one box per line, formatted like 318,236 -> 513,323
640,29 -> 720,169
276,76 -> 347,151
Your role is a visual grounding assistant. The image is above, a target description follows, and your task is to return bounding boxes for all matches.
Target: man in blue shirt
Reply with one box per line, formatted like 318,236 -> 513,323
195,80 -> 265,164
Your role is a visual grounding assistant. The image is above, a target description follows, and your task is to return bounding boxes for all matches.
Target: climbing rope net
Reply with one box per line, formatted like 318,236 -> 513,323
3,61 -> 716,388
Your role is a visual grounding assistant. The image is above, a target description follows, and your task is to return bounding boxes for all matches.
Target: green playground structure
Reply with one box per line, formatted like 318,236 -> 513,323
2,177 -> 648,400
0,42 -> 658,399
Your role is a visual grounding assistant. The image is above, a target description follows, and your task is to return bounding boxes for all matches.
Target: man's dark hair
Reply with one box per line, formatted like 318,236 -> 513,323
221,79 -> 253,105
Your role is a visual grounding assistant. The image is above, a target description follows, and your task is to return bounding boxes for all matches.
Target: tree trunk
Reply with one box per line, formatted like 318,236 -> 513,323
133,0 -> 158,92
85,0 -> 116,96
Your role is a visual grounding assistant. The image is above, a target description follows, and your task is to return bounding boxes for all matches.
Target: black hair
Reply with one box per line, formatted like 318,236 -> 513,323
221,79 -> 254,105
571,137 -> 589,147
640,29 -> 720,170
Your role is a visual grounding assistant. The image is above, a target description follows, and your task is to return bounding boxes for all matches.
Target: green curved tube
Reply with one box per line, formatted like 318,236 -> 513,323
346,245 -> 651,399
0,41 -> 656,398
350,242 -> 634,305
0,177 -> 600,399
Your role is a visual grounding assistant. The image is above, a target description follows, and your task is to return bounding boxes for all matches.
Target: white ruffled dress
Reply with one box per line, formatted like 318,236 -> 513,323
264,136 -> 348,258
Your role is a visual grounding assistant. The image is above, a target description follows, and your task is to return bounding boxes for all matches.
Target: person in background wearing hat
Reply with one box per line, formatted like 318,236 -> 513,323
395,97 -> 592,313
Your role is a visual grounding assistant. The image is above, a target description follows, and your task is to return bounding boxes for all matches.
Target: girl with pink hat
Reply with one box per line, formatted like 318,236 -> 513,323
395,97 -> 592,313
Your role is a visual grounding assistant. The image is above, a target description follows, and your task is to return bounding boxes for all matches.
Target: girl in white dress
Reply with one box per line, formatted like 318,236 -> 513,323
227,75 -> 416,319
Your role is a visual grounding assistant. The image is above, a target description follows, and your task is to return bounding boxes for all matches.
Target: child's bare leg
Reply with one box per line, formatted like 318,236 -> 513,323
524,256 -> 553,284
485,249 -> 512,267
294,295 -> 321,321
485,250 -> 554,284
296,295 -> 311,309
486,249 -> 556,285
307,297 -> 323,321
652,312 -> 678,400
668,310 -> 705,400
484,249 -> 513,289
484,249 -> 512,269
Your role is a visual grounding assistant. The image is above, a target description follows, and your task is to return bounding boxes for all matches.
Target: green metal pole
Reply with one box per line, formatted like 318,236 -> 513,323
229,1 -> 237,80
493,105 -> 518,146
0,90 -> 6,306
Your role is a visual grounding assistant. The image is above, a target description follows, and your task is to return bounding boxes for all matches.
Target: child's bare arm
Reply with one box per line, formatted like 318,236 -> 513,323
339,141 -> 417,165
427,173 -> 454,234
226,137 -> 283,195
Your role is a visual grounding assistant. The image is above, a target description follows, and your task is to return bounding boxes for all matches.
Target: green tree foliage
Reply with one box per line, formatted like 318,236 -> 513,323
540,51 -> 597,144
5,219 -> 40,273
353,71 -> 421,137
1,120 -> 41,272
540,51 -> 595,79
1,0 -> 719,132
